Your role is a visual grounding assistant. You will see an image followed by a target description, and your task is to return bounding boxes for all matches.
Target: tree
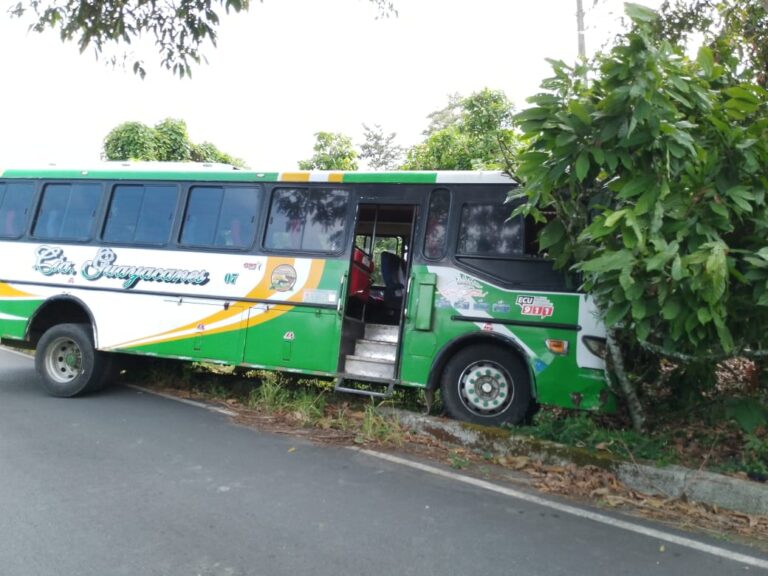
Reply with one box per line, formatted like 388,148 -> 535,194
154,118 -> 192,161
359,124 -> 403,170
653,0 -> 768,86
102,121 -> 157,161
298,132 -> 358,171
9,0 -> 396,78
103,118 -> 245,167
402,88 -> 520,171
513,3 -> 768,429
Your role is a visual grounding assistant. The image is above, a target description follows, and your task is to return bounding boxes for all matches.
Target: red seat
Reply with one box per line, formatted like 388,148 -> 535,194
349,247 -> 373,302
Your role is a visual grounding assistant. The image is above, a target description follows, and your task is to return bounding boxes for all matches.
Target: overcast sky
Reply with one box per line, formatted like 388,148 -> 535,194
0,0 -> 660,170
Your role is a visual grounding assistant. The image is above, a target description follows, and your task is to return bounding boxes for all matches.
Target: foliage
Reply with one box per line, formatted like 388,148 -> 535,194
403,88 -> 520,170
653,0 -> 768,87
102,121 -> 156,161
524,411 -> 676,464
103,117 -> 245,167
153,118 -> 192,162
191,141 -> 246,166
513,4 -> 768,411
298,131 -> 359,171
10,0 -> 396,78
359,123 -> 403,170
421,92 -> 463,136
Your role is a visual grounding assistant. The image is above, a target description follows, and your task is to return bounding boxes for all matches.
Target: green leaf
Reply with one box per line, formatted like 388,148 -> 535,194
661,298 -> 681,320
604,301 -> 631,327
575,152 -> 590,181
697,307 -> 712,324
624,2 -> 658,23
671,256 -> 686,280
604,209 -> 628,228
539,219 -> 565,250
618,175 -> 654,199
696,46 -> 714,77
580,250 -> 634,273
725,398 -> 768,433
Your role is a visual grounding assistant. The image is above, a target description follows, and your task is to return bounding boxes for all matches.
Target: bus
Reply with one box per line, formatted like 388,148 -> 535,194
0,163 -> 611,426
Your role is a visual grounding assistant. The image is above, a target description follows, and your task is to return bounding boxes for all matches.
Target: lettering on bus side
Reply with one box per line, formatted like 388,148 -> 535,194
34,246 -> 77,276
33,246 -> 210,290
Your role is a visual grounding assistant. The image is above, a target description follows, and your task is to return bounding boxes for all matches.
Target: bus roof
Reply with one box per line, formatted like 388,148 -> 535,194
0,162 -> 515,185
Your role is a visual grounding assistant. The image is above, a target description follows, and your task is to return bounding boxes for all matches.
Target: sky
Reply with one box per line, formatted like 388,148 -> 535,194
0,0 -> 660,170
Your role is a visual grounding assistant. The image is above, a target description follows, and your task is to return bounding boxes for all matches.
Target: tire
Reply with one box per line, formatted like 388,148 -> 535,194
35,323 -> 110,397
440,344 -> 532,427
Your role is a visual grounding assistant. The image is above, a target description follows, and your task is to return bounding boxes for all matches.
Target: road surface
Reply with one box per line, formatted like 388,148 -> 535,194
0,347 -> 765,576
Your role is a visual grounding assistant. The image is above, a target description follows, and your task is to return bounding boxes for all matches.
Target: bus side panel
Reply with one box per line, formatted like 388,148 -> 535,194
242,258 -> 346,374
0,282 -> 44,341
400,265 -> 614,412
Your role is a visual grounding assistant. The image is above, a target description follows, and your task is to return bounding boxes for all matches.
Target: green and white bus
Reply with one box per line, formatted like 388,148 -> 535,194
0,163 -> 611,425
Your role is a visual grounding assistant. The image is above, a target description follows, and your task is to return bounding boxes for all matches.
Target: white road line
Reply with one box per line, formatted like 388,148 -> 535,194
126,384 -> 239,417
353,448 -> 768,571
0,346 -> 34,360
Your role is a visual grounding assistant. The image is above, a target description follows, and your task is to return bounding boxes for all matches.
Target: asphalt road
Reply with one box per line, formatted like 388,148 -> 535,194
1,347 -> 766,576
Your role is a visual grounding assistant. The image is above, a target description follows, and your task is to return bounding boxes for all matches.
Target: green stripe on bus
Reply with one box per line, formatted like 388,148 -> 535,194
1,169 -> 281,182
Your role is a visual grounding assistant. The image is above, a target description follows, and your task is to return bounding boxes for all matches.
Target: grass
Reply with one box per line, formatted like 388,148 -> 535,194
123,357 -> 768,479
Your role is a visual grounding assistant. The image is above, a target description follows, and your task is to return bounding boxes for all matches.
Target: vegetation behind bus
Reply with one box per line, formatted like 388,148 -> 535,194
103,118 -> 246,167
513,3 -> 768,431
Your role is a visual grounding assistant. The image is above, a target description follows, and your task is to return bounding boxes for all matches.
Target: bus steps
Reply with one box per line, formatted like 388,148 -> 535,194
334,376 -> 396,399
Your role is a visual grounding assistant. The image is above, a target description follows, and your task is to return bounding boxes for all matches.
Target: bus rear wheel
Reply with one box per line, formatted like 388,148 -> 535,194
35,323 -> 110,397
440,344 -> 531,427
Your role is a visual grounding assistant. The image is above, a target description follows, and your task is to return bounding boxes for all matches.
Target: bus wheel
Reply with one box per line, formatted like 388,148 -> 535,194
440,344 -> 531,427
35,323 -> 109,397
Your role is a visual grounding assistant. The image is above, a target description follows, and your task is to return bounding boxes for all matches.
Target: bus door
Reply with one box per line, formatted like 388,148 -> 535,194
338,201 -> 419,383
242,186 -> 351,375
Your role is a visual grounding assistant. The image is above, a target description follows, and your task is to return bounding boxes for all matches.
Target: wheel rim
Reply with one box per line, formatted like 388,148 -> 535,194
457,360 -> 514,417
45,336 -> 83,383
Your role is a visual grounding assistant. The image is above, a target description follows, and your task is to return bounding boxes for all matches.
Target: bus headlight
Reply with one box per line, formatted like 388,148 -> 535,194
583,336 -> 607,359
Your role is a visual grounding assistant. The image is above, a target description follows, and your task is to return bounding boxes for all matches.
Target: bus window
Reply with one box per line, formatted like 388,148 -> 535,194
457,203 -> 523,256
264,188 -> 349,253
33,183 -> 102,241
424,188 -> 450,260
103,184 -> 178,245
180,186 -> 261,249
0,182 -> 35,238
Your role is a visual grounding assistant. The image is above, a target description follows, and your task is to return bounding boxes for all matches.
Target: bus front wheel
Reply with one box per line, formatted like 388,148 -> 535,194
440,344 -> 531,427
35,323 -> 110,397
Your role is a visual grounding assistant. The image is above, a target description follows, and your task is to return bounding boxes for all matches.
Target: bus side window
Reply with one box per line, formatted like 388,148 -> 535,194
180,186 -> 261,249
457,203 -> 523,257
265,187 -> 349,253
424,188 -> 450,260
104,184 -> 178,245
33,183 -> 102,241
0,182 -> 35,238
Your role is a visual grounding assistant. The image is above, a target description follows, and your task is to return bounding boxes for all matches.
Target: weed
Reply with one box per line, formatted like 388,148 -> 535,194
522,411 -> 676,465
357,400 -> 404,445
292,390 -> 327,425
449,450 -> 471,470
248,372 -> 291,412
742,433 -> 768,478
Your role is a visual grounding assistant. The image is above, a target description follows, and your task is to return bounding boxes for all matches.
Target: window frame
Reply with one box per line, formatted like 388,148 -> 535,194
177,184 -> 263,252
455,200 -> 525,259
262,186 -> 351,256
101,183 -> 180,247
422,188 -> 451,261
0,181 -> 37,240
30,181 -> 104,243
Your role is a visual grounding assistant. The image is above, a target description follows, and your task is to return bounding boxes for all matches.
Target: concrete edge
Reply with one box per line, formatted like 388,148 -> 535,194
382,407 -> 768,517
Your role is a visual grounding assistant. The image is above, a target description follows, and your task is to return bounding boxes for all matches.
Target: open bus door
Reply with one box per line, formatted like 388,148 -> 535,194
335,202 -> 418,396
